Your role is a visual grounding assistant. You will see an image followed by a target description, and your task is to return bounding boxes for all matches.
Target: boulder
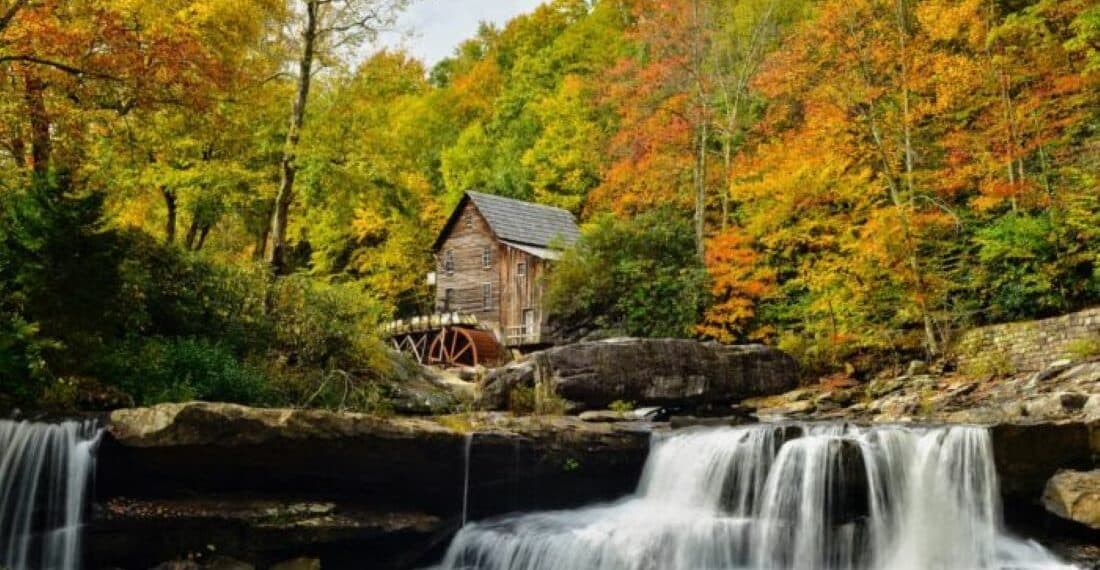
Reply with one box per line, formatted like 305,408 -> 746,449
578,410 -> 631,423
1026,392 -> 1091,418
1031,360 -> 1075,383
481,339 -> 799,412
1042,469 -> 1100,530
991,421 -> 1096,498
906,360 -> 929,376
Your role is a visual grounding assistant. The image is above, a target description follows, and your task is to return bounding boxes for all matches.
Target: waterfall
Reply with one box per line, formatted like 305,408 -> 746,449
462,432 -> 474,527
437,424 -> 1075,570
0,419 -> 102,570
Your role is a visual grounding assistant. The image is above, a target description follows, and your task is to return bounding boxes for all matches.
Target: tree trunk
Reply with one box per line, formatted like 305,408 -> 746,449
161,186 -> 177,244
895,0 -> 939,356
254,222 -> 271,260
694,116 -> 707,261
195,224 -> 212,251
184,217 -> 200,249
23,73 -> 50,178
9,136 -> 25,168
267,0 -> 319,274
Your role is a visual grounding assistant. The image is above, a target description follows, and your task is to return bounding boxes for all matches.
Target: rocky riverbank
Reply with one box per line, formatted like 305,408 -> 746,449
82,338 -> 1100,569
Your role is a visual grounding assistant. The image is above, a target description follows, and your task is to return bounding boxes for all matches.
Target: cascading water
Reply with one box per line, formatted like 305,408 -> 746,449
462,432 -> 474,527
0,419 -> 102,570
437,424 -> 1075,570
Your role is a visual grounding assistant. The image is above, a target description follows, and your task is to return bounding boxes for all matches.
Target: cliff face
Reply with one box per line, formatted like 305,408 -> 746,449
92,403 -> 653,569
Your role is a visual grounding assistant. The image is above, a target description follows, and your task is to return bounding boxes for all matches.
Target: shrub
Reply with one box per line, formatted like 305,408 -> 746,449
1066,337 -> 1100,360
962,350 -> 1016,378
608,399 -> 635,413
546,210 -> 709,338
100,337 -> 271,406
973,214 -> 1086,322
267,276 -> 390,371
113,234 -> 269,352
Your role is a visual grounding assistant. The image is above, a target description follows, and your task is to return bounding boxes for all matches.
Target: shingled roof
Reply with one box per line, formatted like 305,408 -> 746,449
433,191 -> 581,252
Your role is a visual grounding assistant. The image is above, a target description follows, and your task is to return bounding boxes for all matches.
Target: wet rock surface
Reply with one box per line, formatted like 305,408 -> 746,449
92,498 -> 440,570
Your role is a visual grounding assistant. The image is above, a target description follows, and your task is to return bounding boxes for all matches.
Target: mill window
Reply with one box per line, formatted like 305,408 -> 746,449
482,283 -> 492,310
482,246 -> 492,268
444,288 -> 455,311
443,250 -> 454,273
516,261 -> 527,278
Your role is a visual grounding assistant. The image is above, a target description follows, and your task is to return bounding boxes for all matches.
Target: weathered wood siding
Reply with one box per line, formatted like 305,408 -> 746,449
434,202 -> 502,328
498,246 -> 547,345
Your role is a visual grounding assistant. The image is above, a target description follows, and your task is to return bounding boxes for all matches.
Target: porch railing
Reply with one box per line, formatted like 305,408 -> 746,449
505,326 -> 540,346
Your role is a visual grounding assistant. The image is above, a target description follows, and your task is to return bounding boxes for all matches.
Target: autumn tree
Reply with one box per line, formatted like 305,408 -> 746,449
268,0 -> 407,273
593,0 -> 717,259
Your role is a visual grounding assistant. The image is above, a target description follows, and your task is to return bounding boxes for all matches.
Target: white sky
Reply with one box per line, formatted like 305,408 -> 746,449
374,0 -> 546,67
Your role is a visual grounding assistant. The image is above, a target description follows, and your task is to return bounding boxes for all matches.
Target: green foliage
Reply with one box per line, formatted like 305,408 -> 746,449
973,214 -> 1066,321
962,350 -> 1017,378
608,399 -> 635,413
0,175 -> 400,412
508,381 -> 567,416
267,276 -> 390,371
508,384 -> 537,415
546,210 -> 710,338
114,234 -> 269,349
1065,337 -> 1100,361
100,337 -> 270,405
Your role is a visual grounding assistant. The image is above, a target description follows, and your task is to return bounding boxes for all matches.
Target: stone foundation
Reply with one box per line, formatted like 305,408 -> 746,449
955,307 -> 1100,373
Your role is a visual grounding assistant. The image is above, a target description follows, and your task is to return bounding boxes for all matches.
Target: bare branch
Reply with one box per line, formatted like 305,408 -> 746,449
0,54 -> 118,80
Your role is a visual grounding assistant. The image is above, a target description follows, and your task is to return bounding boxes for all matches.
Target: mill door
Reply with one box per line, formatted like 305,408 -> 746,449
523,309 -> 536,343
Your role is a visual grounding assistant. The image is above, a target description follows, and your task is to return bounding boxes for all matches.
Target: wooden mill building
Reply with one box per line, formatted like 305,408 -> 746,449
431,191 -> 580,348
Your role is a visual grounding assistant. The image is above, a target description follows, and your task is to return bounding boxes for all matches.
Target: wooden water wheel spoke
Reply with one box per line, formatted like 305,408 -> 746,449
390,322 -> 502,368
415,335 -> 427,360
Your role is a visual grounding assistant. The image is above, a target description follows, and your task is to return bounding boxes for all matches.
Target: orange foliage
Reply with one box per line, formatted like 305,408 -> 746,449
698,229 -> 777,342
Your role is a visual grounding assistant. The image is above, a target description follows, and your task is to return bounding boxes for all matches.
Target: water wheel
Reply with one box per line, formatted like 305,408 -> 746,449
390,332 -> 430,364
428,326 -> 502,367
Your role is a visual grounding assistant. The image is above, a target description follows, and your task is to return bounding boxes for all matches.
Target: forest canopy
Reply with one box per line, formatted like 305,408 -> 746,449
0,0 -> 1097,407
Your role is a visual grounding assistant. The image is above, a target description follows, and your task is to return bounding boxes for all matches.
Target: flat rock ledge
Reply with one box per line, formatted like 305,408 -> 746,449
91,498 -> 440,570
95,402 -> 655,568
481,338 -> 800,412
107,402 -> 455,447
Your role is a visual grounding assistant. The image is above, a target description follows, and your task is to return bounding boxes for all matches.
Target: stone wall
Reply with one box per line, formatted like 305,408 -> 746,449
955,307 -> 1100,373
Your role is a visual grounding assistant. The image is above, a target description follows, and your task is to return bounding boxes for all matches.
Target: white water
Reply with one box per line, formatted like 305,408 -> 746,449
0,419 -> 102,570
463,432 -> 474,527
437,424 -> 1075,570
